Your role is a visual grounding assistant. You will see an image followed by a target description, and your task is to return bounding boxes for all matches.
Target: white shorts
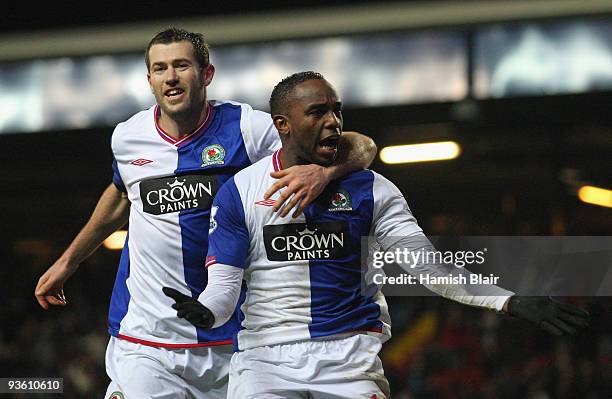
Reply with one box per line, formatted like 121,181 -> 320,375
228,334 -> 390,399
103,336 -> 232,399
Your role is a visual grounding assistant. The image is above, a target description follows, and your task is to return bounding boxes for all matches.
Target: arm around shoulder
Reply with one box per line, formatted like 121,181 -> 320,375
326,131 -> 377,180
264,131 -> 377,218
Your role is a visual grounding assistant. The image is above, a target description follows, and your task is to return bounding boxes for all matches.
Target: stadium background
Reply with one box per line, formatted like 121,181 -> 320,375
1,1 -> 611,397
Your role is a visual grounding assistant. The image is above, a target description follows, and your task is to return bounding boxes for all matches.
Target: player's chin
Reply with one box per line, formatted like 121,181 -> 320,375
314,147 -> 337,166
161,102 -> 191,118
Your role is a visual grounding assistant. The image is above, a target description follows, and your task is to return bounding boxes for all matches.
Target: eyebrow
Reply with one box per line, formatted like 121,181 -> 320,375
151,58 -> 193,67
305,101 -> 343,111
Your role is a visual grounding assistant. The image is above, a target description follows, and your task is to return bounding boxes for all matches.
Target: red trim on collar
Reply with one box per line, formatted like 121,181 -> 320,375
272,149 -> 283,172
154,103 -> 213,147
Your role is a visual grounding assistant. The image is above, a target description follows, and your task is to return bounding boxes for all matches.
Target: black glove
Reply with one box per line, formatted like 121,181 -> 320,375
507,296 -> 590,336
162,287 -> 215,329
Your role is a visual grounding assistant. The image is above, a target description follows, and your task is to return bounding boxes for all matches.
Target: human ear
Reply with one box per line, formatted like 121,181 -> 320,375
273,115 -> 290,137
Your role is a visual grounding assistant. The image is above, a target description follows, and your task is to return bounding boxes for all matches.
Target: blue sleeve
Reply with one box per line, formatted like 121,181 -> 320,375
206,177 -> 249,269
112,158 -> 127,193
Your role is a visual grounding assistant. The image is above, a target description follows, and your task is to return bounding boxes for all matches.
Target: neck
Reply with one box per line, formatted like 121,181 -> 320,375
278,146 -> 305,170
158,102 -> 208,140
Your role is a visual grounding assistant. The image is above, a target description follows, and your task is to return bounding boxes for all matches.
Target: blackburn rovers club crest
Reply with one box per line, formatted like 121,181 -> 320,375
329,189 -> 352,211
108,392 -> 124,399
201,144 -> 226,166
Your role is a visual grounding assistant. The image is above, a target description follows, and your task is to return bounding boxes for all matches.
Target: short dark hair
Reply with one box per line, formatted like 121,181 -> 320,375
269,71 -> 326,115
145,27 -> 210,70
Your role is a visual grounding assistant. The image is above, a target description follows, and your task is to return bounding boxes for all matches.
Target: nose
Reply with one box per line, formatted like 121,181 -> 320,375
165,67 -> 179,84
326,111 -> 342,134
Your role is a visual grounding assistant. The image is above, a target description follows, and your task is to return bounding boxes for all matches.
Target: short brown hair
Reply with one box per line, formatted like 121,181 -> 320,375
145,27 -> 210,70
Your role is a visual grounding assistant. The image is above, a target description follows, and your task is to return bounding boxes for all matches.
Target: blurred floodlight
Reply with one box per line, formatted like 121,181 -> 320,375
578,185 -> 612,208
380,141 -> 461,164
103,230 -> 127,250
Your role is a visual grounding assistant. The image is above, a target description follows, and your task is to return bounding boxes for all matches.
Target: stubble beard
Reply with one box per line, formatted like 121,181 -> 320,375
158,93 -> 207,125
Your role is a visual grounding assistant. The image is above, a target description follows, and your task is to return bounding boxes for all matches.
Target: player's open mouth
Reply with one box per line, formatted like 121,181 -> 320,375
318,135 -> 340,156
164,88 -> 185,99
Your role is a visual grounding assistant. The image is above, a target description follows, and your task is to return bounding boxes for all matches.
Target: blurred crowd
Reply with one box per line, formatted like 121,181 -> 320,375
384,296 -> 611,399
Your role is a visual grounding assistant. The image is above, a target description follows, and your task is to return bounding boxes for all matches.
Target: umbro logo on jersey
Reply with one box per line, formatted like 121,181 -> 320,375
130,158 -> 153,166
255,199 -> 276,207
263,222 -> 350,261
139,174 -> 219,215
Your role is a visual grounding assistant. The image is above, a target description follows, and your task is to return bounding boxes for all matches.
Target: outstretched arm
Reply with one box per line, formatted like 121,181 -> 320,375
371,173 -> 589,335
35,183 -> 130,309
382,235 -> 589,335
265,131 -> 377,217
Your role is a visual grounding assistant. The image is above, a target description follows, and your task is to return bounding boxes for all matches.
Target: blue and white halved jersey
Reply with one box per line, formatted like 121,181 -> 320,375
207,150 -> 424,350
109,100 -> 280,347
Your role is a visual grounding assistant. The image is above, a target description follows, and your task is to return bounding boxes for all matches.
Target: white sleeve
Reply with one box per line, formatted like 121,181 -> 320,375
370,172 -> 512,312
370,172 -> 423,243
239,104 -> 281,163
383,236 -> 513,312
198,263 -> 244,328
